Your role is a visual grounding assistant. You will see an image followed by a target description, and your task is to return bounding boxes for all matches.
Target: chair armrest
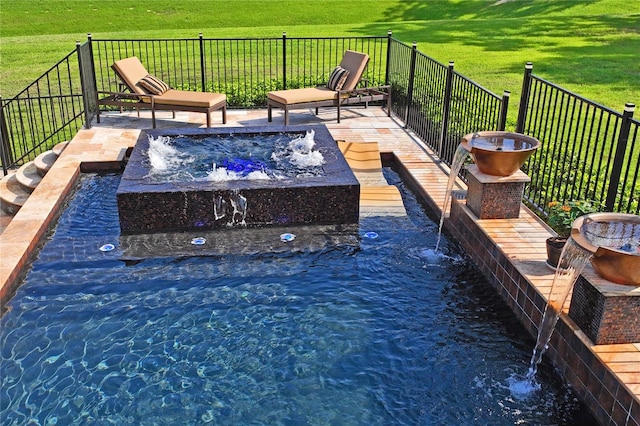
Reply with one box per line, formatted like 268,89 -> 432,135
97,90 -> 154,101
337,84 -> 391,96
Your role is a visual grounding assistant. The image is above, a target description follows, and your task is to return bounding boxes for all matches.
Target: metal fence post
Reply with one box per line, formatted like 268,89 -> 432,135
516,62 -> 533,134
87,33 -> 97,107
86,33 -> 99,129
76,41 -> 93,129
199,33 -> 206,92
385,30 -> 393,86
404,42 -> 417,128
0,96 -> 13,175
499,91 -> 510,131
282,32 -> 287,90
438,61 -> 455,158
605,103 -> 636,211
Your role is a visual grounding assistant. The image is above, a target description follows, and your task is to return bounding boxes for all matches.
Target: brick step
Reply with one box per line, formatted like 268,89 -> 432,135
52,141 -> 69,156
15,161 -> 41,193
359,185 -> 406,217
34,150 -> 57,177
0,173 -> 29,215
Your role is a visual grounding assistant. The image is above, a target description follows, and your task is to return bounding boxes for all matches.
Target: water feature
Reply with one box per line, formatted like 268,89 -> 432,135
117,125 -> 359,234
524,213 -> 640,383
433,131 -> 578,387
525,238 -> 592,382
459,131 -> 540,177
0,172 -> 596,425
571,213 -> 640,285
434,131 -> 540,251
434,144 -> 468,252
146,129 -> 325,183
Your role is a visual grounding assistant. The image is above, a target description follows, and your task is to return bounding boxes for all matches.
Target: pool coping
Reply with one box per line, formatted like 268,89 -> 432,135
1,107 -> 639,425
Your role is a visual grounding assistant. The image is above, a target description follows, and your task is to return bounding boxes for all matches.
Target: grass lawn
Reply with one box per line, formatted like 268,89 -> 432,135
1,0 -> 638,113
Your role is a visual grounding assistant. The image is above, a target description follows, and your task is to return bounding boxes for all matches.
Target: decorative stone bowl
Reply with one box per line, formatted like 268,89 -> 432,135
571,212 -> 640,285
460,131 -> 541,177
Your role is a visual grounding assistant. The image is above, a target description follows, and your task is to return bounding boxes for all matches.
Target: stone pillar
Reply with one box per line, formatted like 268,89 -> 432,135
465,164 -> 530,219
569,268 -> 640,344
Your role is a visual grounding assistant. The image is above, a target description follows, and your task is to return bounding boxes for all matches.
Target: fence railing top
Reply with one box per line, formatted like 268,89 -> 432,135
529,72 -> 626,118
90,35 -> 388,42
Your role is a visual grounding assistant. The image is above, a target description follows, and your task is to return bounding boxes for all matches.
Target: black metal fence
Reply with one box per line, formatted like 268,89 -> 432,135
387,40 -> 508,166
1,34 -> 637,217
0,43 -> 92,175
517,63 -> 639,215
89,34 -> 389,110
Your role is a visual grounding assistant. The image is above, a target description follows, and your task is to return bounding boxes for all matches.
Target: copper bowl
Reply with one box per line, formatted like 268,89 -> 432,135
571,213 -> 640,286
460,131 -> 540,177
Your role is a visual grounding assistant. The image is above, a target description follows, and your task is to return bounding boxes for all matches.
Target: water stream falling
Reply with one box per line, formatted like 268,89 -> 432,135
525,238 -> 592,382
434,144 -> 469,252
431,135 -> 615,400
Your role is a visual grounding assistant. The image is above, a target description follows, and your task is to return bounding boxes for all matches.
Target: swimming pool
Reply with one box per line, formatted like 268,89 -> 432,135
0,172 -> 596,425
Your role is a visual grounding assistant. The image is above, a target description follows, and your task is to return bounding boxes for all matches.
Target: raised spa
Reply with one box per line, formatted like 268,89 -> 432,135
571,212 -> 640,285
117,125 -> 360,234
460,131 -> 540,177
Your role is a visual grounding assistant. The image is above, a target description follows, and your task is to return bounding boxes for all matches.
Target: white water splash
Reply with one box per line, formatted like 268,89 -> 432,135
507,373 -> 541,399
207,164 -> 272,181
420,248 -> 449,262
148,131 -> 324,182
147,135 -> 194,172
213,195 -> 227,220
420,248 -> 465,265
228,191 -> 248,227
274,130 -> 325,168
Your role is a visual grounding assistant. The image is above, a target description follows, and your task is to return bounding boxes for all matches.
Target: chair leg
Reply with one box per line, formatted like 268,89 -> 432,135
222,106 -> 227,124
284,109 -> 289,125
267,105 -> 273,122
206,112 -> 211,128
337,102 -> 341,124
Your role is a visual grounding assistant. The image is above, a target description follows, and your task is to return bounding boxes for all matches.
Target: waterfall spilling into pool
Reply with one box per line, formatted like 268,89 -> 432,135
116,125 -> 360,234
434,132 -> 539,253
525,238 -> 591,381
434,144 -> 468,253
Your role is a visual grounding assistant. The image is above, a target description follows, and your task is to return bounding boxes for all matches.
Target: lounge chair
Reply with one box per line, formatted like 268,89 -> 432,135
267,50 -> 391,125
96,56 -> 226,128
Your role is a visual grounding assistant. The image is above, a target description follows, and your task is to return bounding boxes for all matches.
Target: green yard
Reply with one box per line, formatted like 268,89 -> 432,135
1,0 -> 638,111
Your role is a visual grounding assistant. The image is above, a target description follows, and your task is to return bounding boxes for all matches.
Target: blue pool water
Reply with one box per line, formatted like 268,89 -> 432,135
1,173 -> 596,425
145,131 -> 325,182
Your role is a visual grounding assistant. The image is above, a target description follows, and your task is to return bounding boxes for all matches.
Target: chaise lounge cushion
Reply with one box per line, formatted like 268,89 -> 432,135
338,50 -> 368,91
112,57 -> 149,95
267,87 -> 339,105
154,90 -> 226,108
100,56 -> 227,128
